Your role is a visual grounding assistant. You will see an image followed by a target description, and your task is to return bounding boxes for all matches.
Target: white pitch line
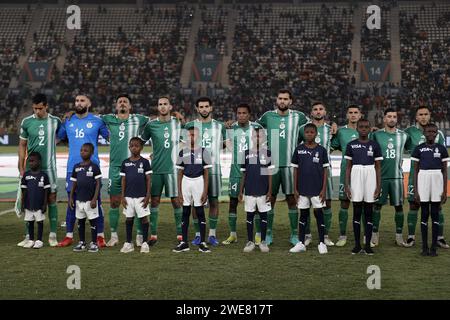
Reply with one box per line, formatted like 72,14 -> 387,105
0,208 -> 15,216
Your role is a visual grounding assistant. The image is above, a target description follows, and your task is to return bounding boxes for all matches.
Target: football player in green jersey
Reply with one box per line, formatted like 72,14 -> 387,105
298,102 -> 334,246
222,103 -> 263,245
102,94 -> 149,247
371,108 -> 409,247
404,106 -> 448,248
18,94 -> 61,247
330,105 -> 361,247
140,96 -> 184,245
256,89 -> 309,246
184,97 -> 226,246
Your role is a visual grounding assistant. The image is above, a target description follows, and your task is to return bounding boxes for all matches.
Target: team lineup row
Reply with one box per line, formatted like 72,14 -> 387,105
16,89 -> 449,255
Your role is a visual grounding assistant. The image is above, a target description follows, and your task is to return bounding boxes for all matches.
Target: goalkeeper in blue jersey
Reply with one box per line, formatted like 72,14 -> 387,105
57,94 -> 109,248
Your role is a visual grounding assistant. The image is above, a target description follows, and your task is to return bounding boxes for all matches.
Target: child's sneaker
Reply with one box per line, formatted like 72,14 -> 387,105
140,242 -> 150,253
429,247 -> 438,257
304,234 -> 312,246
364,246 -> 375,255
199,242 -> 211,253
23,240 -> 35,249
33,240 -> 44,249
351,245 -> 363,255
324,236 -> 335,246
173,241 -> 190,253
88,242 -> 99,253
318,242 -> 328,254
73,241 -> 86,252
17,235 -> 30,247
120,242 -> 134,253
259,241 -> 270,253
289,242 -> 306,253
135,234 -> 143,247
243,241 -> 255,253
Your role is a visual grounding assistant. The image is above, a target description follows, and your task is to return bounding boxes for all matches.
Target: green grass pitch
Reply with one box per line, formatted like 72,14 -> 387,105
1,201 -> 450,299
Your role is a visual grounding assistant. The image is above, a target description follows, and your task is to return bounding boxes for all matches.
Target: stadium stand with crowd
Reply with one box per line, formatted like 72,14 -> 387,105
0,1 -> 449,135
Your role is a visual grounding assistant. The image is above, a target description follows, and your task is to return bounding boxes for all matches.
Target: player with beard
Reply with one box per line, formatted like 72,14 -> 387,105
370,108 -> 408,247
57,94 -> 109,247
256,89 -> 308,246
404,106 -> 448,248
184,97 -> 226,246
298,102 -> 334,247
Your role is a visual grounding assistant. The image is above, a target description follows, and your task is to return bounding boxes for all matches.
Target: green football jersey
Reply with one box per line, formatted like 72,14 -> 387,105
184,119 -> 226,175
330,125 -> 359,173
140,116 -> 182,174
371,128 -> 408,179
404,124 -> 446,182
19,114 -> 61,170
299,122 -> 332,154
228,121 -> 264,178
257,109 -> 308,167
101,114 -> 149,168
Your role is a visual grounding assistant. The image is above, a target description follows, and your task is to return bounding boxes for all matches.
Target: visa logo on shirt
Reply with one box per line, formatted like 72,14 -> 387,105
419,147 -> 433,152
125,163 -> 136,167
350,144 -> 366,149
25,176 -> 37,180
298,150 -> 312,155
75,167 -> 85,172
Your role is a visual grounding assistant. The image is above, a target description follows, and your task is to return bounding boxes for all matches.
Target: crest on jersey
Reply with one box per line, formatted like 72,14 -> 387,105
38,176 -> 44,187
203,131 -> 209,139
315,137 -> 321,143
87,122 -> 93,129
280,123 -> 285,129
86,166 -> 93,176
138,162 -> 144,173
119,123 -> 125,131
240,137 -> 246,143
164,132 -> 170,139
387,143 -> 394,149
38,124 -> 44,136
313,152 -> 320,163
367,145 -> 373,157
434,147 -> 441,158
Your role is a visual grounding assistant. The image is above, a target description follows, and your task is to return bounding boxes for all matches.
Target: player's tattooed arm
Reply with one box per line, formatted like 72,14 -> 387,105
330,122 -> 338,135
172,111 -> 185,125
225,119 -> 234,129
345,159 -> 352,199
